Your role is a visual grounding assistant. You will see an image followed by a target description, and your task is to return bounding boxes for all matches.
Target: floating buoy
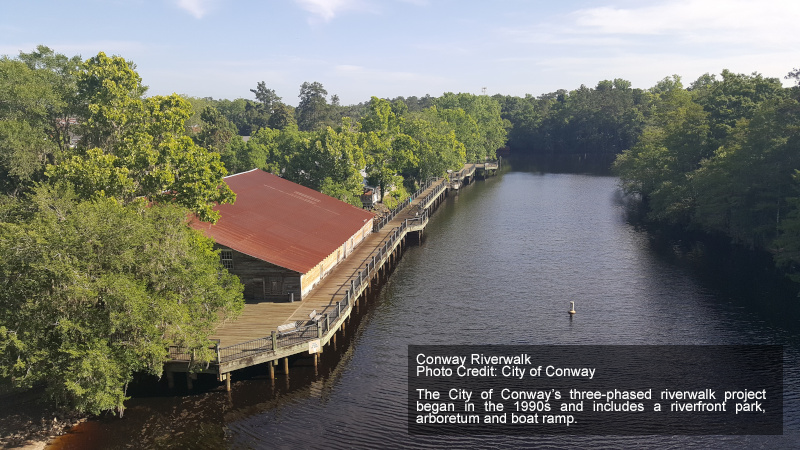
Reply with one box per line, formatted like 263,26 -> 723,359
568,301 -> 576,315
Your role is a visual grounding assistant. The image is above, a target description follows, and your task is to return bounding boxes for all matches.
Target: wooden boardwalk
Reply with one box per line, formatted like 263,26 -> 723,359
165,162 -> 498,386
209,177 -> 447,347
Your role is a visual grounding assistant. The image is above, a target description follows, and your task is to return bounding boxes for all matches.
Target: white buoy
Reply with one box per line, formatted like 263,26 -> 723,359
568,301 -> 576,315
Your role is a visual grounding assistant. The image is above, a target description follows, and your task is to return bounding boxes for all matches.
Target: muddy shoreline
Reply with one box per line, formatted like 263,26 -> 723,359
0,389 -> 86,449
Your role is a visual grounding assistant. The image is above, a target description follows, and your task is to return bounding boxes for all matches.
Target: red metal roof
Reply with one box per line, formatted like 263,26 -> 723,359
190,169 -> 375,274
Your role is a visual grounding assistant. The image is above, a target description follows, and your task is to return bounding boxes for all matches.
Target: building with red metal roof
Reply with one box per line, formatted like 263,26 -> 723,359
190,169 -> 375,302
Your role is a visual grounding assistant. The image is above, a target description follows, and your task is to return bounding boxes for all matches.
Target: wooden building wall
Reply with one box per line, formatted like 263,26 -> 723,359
216,245 -> 302,303
218,218 -> 373,302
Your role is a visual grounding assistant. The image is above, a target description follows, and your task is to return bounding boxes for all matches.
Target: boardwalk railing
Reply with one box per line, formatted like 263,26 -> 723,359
372,178 -> 440,232
168,339 -> 220,362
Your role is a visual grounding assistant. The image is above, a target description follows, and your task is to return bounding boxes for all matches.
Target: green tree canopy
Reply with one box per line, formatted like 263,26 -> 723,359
49,52 -> 235,222
0,47 -> 80,195
296,81 -> 331,131
0,188 -> 243,415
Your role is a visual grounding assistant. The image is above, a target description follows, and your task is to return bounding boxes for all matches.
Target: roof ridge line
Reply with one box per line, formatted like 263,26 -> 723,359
224,168 -> 261,179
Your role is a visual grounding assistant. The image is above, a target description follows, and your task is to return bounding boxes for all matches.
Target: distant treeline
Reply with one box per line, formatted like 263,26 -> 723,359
494,69 -> 800,284
494,78 -> 646,157
183,86 -> 506,208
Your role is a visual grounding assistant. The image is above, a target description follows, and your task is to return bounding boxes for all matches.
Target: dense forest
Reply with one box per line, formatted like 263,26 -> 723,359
611,71 -> 800,284
494,78 -> 647,160
0,46 -> 507,415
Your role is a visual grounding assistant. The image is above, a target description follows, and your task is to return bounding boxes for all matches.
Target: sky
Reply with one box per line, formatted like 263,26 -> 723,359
2,0 -> 799,106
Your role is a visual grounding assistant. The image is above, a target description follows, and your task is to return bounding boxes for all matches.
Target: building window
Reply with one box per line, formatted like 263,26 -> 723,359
221,249 -> 234,269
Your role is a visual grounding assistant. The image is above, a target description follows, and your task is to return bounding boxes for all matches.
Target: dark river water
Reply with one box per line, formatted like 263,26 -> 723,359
53,167 -> 800,449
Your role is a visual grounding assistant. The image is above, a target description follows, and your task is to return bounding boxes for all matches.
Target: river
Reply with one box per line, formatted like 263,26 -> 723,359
52,166 -> 800,449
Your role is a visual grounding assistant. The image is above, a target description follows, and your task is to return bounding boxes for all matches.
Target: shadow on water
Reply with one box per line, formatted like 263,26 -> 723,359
614,187 -> 800,339
50,278 -> 393,450
505,152 -> 617,175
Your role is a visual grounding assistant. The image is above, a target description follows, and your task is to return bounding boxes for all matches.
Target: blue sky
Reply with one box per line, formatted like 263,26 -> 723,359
2,0 -> 798,105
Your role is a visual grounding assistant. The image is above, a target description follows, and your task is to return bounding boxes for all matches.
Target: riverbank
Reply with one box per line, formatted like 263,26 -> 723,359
618,191 -> 800,301
0,389 -> 86,449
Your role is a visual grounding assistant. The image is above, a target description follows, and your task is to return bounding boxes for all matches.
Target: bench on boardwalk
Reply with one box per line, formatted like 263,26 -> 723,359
308,310 -> 324,324
277,321 -> 302,336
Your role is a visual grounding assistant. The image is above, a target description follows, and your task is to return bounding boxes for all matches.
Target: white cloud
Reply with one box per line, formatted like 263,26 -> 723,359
294,0 -> 366,22
499,0 -> 800,50
175,0 -> 216,19
293,0 -> 425,24
571,0 -> 800,46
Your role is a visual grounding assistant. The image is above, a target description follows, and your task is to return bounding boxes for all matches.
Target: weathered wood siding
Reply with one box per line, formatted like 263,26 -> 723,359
216,245 -> 302,302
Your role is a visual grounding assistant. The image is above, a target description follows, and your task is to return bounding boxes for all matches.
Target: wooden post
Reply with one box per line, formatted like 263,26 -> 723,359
225,373 -> 231,392
283,357 -> 289,375
269,362 -> 275,380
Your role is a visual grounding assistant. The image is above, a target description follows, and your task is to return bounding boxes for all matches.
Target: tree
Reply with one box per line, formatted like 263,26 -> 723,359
436,93 -> 508,160
50,52 -> 235,222
296,81 -> 330,131
691,70 -> 785,147
0,47 -> 80,195
267,103 -> 296,130
614,80 -> 711,223
250,81 -> 281,113
359,97 -> 417,201
305,124 -> 365,206
693,96 -> 800,247
0,188 -> 243,415
788,68 -> 800,84
17,46 -> 82,154
403,111 -> 465,180
194,105 -> 243,172
75,52 -> 147,151
775,171 -> 800,283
